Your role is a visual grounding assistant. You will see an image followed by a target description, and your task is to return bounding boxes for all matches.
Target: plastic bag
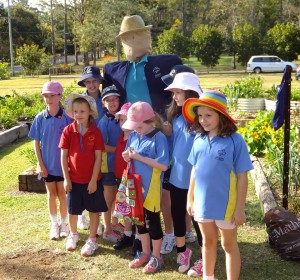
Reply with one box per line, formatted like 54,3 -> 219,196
263,207 -> 300,260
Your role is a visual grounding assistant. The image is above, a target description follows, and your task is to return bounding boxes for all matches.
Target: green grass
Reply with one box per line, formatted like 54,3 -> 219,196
1,138 -> 300,279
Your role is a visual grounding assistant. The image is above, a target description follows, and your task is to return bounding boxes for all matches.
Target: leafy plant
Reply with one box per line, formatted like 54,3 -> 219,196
20,147 -> 37,166
238,111 -> 283,156
0,62 -> 10,80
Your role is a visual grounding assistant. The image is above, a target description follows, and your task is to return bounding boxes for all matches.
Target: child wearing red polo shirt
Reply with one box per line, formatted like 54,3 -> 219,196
59,94 -> 108,257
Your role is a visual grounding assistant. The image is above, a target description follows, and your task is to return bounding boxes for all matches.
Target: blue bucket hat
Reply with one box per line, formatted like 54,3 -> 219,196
161,65 -> 195,86
77,66 -> 104,87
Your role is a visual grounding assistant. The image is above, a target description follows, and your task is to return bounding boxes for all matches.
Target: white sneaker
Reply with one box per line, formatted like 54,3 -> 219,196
50,223 -> 59,240
81,240 -> 99,257
185,230 -> 196,243
103,231 -> 121,243
66,234 -> 79,251
59,223 -> 69,238
77,214 -> 89,230
160,234 -> 175,254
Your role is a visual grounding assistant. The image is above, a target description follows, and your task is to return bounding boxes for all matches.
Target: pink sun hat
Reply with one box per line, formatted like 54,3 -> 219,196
41,81 -> 63,95
115,102 -> 132,118
122,101 -> 155,130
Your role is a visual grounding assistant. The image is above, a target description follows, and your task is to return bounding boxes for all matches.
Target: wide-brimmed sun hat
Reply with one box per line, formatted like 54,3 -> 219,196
77,66 -> 104,87
183,90 -> 237,124
64,93 -> 98,119
122,101 -> 155,130
164,72 -> 203,96
41,81 -> 63,95
161,65 -> 195,86
116,15 -> 152,38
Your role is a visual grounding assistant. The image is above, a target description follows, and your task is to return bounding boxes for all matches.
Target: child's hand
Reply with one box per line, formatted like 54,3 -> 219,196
186,200 -> 194,217
128,148 -> 140,160
64,179 -> 72,192
232,209 -> 246,226
122,147 -> 131,162
37,163 -> 48,178
87,180 -> 97,194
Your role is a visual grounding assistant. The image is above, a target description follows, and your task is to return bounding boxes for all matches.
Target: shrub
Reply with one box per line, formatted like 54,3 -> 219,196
0,62 -> 11,80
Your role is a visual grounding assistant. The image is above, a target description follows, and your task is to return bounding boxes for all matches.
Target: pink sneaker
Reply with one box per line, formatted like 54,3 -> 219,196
142,256 -> 164,274
177,247 -> 192,273
129,252 -> 151,268
187,258 -> 203,277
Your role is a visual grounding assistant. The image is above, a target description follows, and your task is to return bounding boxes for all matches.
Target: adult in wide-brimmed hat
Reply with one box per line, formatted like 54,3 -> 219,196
116,15 -> 152,38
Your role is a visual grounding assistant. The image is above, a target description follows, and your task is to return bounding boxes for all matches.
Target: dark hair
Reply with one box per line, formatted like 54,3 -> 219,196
192,106 -> 237,137
72,97 -> 94,125
166,90 -> 199,131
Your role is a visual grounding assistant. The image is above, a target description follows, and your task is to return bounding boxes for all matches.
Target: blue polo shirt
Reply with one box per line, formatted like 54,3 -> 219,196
188,132 -> 253,221
125,55 -> 152,105
28,108 -> 73,176
169,114 -> 196,189
126,129 -> 169,212
97,112 -> 122,172
82,90 -> 104,124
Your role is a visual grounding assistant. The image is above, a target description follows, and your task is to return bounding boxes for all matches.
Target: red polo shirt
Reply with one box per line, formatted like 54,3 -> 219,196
59,122 -> 105,184
114,132 -> 128,179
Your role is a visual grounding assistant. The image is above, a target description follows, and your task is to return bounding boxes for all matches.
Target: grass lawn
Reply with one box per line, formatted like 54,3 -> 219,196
1,138 -> 300,279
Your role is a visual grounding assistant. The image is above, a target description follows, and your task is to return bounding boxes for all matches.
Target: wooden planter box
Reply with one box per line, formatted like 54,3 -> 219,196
19,168 -> 46,193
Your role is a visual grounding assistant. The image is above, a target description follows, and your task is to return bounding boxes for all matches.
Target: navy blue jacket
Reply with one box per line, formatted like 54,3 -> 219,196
103,54 -> 182,118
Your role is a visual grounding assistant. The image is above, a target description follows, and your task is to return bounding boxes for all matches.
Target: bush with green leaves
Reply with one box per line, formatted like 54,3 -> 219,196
0,62 -> 10,80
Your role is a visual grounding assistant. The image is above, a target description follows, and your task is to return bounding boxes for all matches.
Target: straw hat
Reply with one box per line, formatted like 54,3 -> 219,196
116,15 -> 152,38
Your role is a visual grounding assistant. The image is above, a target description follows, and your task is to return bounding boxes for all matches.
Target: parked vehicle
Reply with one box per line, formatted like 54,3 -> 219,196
296,66 -> 300,81
246,55 -> 297,73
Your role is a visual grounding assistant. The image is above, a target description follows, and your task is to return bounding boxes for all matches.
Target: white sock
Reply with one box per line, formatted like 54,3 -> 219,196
203,275 -> 214,280
61,216 -> 67,224
50,214 -> 58,224
135,233 -> 141,240
124,230 -> 132,237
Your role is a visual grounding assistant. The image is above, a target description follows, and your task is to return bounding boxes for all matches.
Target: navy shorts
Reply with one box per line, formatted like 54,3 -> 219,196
102,172 -> 118,186
67,180 -> 108,215
162,168 -> 171,191
38,174 -> 64,183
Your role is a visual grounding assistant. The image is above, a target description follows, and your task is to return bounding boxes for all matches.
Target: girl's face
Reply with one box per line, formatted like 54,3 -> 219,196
84,78 -> 100,95
172,89 -> 186,106
43,93 -> 61,108
103,96 -> 120,114
135,122 -> 154,136
197,106 -> 220,137
72,102 -> 91,125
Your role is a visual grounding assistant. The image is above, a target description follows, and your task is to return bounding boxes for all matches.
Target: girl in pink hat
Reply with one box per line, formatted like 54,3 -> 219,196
122,101 -> 169,274
183,90 -> 253,280
28,81 -> 72,240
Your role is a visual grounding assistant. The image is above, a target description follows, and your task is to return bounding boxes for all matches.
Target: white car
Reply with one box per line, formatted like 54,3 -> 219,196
246,55 -> 297,73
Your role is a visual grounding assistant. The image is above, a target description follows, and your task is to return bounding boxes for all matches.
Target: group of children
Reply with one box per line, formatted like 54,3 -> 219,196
29,64 -> 253,280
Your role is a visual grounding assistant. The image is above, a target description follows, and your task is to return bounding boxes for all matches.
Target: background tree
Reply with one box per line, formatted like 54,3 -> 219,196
154,19 -> 190,59
16,44 -> 48,75
233,24 -> 262,66
192,24 -> 223,70
266,23 -> 300,61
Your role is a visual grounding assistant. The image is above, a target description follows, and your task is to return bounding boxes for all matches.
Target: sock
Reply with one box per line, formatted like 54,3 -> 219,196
88,237 -> 96,242
124,230 -> 132,237
203,275 -> 214,280
61,216 -> 67,224
71,231 -> 78,236
50,214 -> 58,224
135,233 -> 141,240
176,244 -> 186,253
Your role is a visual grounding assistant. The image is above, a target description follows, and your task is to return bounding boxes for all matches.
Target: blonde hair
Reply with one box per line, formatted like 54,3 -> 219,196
144,112 -> 165,134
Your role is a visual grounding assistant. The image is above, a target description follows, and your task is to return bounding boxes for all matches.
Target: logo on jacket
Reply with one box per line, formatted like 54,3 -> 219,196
153,66 -> 161,78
